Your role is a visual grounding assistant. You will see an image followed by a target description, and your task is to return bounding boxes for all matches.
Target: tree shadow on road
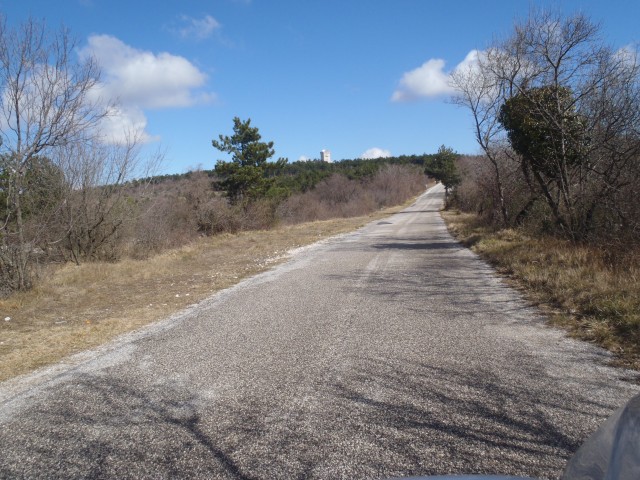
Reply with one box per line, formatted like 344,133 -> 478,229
0,374 -> 261,479
322,355 -> 620,479
372,241 -> 462,251
0,353 -> 630,480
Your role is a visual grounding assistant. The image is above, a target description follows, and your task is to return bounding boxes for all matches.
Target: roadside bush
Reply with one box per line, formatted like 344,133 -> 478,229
0,155 -> 429,295
369,164 -> 424,207
453,153 -> 554,233
128,195 -> 198,259
278,165 -> 426,224
241,198 -> 280,231
194,196 -> 242,235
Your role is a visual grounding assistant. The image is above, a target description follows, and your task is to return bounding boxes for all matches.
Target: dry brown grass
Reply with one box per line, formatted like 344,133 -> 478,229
443,210 -> 640,369
0,203 -> 413,382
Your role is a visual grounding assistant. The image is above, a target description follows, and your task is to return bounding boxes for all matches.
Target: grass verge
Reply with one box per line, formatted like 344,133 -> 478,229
442,210 -> 640,370
0,203 -> 415,382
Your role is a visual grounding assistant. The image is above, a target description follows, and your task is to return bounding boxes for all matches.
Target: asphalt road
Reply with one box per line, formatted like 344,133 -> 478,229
0,184 -> 638,479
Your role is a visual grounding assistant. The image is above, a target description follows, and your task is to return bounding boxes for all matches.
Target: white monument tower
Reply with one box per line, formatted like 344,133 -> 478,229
320,149 -> 331,163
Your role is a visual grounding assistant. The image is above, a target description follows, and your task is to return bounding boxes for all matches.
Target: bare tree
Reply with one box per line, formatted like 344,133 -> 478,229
452,10 -> 640,241
500,11 -> 640,239
54,134 -> 162,264
450,55 -> 511,225
0,16 -> 106,289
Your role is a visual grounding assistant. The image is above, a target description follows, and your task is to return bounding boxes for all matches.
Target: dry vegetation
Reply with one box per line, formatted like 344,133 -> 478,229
444,11 -> 640,370
0,204 -> 415,382
443,210 -> 640,369
0,134 -> 428,381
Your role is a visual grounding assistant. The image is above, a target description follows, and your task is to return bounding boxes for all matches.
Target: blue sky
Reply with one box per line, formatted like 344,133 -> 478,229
1,0 -> 638,174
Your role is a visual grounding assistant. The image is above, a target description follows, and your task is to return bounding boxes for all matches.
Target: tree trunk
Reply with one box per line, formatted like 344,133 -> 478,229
13,177 -> 30,290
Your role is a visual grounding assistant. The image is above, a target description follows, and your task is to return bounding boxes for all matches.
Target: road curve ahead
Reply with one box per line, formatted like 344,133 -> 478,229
0,184 -> 638,479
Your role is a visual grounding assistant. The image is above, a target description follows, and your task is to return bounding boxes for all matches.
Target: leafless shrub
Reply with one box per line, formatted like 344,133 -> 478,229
368,164 -> 426,208
54,136 -> 161,263
277,174 -> 365,223
195,196 -> 243,235
241,198 -> 279,231
454,156 -> 495,216
276,193 -> 332,224
128,195 -> 197,259
278,166 -> 426,224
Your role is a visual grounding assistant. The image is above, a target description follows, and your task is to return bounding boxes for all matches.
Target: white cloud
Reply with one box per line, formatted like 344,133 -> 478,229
81,35 -> 213,109
176,14 -> 221,40
100,105 -> 159,144
78,35 -> 215,143
391,50 -> 483,102
297,155 -> 311,161
391,59 -> 454,101
360,147 -> 392,159
615,44 -> 638,66
455,50 -> 484,75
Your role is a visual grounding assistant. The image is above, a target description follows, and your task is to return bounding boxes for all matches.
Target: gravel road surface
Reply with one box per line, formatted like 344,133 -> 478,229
0,183 -> 638,479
